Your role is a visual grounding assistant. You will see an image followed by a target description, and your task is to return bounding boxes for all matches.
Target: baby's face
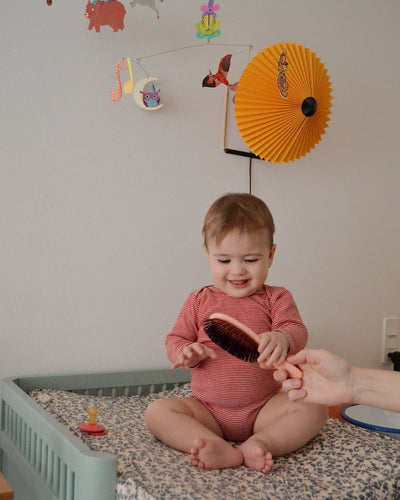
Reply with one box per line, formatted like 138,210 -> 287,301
204,230 -> 275,298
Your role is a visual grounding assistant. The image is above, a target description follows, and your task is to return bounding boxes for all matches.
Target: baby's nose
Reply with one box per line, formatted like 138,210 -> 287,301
231,261 -> 246,275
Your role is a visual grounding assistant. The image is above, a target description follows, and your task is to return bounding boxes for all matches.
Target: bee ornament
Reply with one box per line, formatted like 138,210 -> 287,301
196,0 -> 221,39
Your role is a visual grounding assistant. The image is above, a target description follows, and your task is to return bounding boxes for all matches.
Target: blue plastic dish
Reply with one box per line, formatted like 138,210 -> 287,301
341,404 -> 400,439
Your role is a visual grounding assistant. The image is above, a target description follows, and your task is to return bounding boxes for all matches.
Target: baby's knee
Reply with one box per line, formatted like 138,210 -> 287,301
144,397 -> 184,429
144,398 -> 165,430
306,403 -> 328,428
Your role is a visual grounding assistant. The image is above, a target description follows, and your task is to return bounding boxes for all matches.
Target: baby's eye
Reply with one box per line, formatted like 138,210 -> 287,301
244,258 -> 258,263
218,259 -> 230,264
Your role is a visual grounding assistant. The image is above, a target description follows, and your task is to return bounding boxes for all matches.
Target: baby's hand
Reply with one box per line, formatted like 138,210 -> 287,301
257,331 -> 289,369
171,342 -> 216,370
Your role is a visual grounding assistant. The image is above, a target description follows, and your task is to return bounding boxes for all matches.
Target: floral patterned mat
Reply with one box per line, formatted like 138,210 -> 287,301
30,385 -> 400,500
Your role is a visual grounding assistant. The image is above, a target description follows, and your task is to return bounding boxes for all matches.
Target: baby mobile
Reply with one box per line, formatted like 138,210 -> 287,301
46,0 -> 333,162
90,0 -> 332,164
105,0 -> 246,112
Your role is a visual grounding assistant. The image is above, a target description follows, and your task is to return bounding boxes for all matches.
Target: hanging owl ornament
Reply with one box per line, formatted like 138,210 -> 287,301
140,83 -> 161,108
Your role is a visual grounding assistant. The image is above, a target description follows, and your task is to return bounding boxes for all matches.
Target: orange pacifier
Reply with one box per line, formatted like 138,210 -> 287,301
78,406 -> 107,436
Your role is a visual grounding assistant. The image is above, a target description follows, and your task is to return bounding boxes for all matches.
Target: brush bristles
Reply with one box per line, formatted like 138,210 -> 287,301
203,318 -> 259,362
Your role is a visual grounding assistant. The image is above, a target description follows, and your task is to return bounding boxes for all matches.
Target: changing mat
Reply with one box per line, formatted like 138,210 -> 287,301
30,385 -> 400,500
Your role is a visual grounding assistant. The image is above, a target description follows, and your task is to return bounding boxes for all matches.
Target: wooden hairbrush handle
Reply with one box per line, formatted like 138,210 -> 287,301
209,312 -> 302,379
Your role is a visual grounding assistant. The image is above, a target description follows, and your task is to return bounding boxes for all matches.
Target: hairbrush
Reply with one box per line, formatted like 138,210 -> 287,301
203,312 -> 302,378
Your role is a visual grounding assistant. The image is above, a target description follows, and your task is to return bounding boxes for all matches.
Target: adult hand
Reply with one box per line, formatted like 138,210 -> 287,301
274,349 -> 355,406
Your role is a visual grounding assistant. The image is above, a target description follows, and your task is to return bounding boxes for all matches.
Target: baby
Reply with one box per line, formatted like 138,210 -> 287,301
145,193 -> 327,472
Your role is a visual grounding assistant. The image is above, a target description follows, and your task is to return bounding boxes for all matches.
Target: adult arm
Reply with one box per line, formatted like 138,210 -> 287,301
275,349 -> 400,412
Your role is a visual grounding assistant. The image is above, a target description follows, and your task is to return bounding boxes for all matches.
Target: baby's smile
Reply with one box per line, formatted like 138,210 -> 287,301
229,279 -> 249,287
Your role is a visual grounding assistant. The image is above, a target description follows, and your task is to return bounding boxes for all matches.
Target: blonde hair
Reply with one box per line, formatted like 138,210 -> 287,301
202,193 -> 275,248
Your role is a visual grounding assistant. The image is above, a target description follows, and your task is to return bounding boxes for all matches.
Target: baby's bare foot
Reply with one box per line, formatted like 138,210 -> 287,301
189,437 -> 243,469
239,439 -> 273,474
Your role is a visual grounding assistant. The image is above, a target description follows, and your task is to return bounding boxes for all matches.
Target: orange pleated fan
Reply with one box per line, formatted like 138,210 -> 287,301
234,42 -> 333,163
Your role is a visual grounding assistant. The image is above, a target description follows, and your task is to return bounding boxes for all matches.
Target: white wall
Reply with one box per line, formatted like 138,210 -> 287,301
1,0 -> 399,379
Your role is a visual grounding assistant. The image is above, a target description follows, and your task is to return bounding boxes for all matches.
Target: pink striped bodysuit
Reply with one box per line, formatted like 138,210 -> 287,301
165,285 -> 308,442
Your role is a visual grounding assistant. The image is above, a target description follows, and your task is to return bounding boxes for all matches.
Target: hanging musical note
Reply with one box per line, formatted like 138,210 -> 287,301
123,58 -> 134,95
109,59 -> 129,102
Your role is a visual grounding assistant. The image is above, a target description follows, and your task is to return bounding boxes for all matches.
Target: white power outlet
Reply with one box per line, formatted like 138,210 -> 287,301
381,317 -> 400,364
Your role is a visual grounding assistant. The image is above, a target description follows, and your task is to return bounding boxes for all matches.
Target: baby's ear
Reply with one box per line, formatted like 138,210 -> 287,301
269,244 -> 276,264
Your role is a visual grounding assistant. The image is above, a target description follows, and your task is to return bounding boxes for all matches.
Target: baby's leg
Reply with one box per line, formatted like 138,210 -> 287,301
239,392 -> 327,473
145,397 -> 243,469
